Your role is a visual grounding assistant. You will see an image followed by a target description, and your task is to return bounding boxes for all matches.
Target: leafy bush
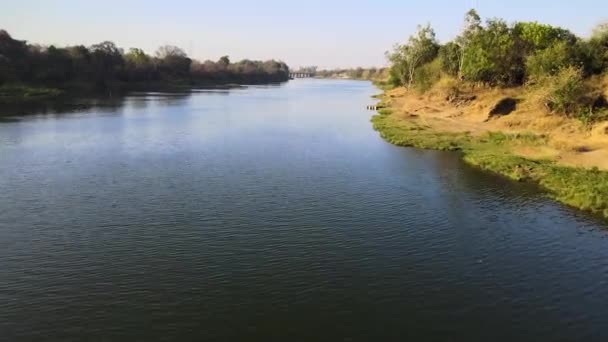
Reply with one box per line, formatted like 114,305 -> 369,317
514,21 -> 576,51
573,39 -> 607,76
387,65 -> 404,87
577,105 -> 608,126
434,76 -> 461,98
413,58 -> 442,92
525,42 -> 574,80
536,66 -> 586,115
461,19 -> 524,85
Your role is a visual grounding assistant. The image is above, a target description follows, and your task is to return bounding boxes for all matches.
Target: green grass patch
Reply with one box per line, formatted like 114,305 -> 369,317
578,107 -> 608,126
371,108 -> 608,220
478,131 -> 548,146
377,108 -> 393,115
371,114 -> 470,151
0,85 -> 63,103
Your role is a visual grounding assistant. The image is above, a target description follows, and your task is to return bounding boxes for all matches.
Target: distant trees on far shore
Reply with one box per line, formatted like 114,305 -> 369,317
0,30 -> 290,88
288,66 -> 387,81
316,67 -> 387,80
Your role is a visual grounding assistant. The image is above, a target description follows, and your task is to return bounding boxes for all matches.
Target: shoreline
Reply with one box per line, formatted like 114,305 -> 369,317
0,80 -> 287,105
371,88 -> 608,220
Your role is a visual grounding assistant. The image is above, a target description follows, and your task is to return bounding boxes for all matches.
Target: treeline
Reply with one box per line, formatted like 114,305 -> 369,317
293,66 -> 318,74
316,67 -> 388,80
387,9 -> 608,119
0,30 -> 290,90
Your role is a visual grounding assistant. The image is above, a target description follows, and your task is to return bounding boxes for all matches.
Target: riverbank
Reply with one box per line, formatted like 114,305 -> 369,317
0,81 -> 269,105
0,29 -> 290,105
372,86 -> 608,219
0,85 -> 65,103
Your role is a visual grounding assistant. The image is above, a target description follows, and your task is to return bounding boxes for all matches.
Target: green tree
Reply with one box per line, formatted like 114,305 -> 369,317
218,55 -> 230,67
125,48 -> 150,67
66,45 -> 93,81
388,24 -> 439,88
124,48 -> 155,81
0,30 -> 29,83
586,22 -> 608,74
455,9 -> 482,76
592,22 -> 608,46
155,45 -> 191,79
38,45 -> 73,82
512,22 -> 579,80
514,22 -> 576,51
461,19 -> 523,85
350,67 -> 364,79
386,45 -> 407,86
573,39 -> 606,76
90,41 -> 124,85
439,42 -> 461,76
0,29 -> 292,89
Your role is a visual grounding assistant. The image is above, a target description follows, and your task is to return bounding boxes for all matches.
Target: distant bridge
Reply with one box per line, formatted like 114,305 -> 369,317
289,72 -> 313,78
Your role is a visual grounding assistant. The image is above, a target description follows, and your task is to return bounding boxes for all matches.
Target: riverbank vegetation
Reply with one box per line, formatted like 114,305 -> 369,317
0,85 -> 63,103
0,30 -> 290,102
385,9 -> 608,121
374,9 -> 608,219
373,113 -> 608,218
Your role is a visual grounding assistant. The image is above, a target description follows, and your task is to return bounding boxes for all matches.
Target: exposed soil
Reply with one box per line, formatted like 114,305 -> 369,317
384,86 -> 608,170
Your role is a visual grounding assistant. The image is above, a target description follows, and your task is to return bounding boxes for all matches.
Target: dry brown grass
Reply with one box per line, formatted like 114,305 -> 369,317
385,81 -> 608,170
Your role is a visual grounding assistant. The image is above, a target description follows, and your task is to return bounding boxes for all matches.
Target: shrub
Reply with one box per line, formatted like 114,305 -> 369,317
387,65 -> 404,87
525,42 -> 574,80
413,58 -> 442,92
536,66 -> 586,115
434,76 -> 461,98
578,106 -> 608,126
573,39 -> 608,76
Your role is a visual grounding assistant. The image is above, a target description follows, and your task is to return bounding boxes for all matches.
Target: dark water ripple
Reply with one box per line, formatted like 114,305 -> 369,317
1,80 -> 608,341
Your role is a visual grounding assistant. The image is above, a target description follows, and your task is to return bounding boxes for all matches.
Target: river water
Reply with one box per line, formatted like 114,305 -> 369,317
1,79 -> 608,341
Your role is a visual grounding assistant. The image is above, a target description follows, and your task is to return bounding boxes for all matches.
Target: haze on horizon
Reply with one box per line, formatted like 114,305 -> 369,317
2,0 -> 607,69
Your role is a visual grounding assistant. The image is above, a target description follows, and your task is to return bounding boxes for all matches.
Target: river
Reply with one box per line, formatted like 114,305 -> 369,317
1,79 -> 608,341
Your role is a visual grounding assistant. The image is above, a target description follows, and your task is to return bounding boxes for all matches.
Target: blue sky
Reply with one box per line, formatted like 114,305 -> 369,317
2,0 -> 607,69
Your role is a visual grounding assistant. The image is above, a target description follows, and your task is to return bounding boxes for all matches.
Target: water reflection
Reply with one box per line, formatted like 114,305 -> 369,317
0,92 -> 194,121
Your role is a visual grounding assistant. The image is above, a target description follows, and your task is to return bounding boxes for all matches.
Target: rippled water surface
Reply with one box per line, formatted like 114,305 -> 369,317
1,80 -> 608,341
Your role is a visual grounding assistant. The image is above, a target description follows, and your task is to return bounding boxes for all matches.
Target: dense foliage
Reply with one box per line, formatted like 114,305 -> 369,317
0,30 -> 290,89
387,9 -> 608,88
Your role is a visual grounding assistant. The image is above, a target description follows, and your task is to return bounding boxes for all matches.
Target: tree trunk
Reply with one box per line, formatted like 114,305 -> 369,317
407,67 -> 415,88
